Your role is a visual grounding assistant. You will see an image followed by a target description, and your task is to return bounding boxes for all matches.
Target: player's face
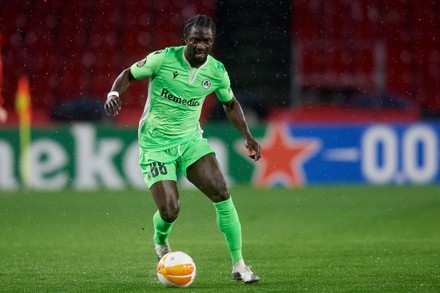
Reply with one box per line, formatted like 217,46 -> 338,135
184,26 -> 214,67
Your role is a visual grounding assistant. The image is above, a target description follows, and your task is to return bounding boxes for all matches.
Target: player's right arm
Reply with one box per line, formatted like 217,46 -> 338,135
104,68 -> 133,116
105,49 -> 165,117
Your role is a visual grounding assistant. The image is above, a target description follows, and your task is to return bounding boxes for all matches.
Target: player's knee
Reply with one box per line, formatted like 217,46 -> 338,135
211,181 -> 230,202
159,204 -> 180,222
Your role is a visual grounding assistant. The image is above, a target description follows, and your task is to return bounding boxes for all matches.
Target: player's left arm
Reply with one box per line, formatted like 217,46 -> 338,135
216,69 -> 261,161
222,97 -> 261,161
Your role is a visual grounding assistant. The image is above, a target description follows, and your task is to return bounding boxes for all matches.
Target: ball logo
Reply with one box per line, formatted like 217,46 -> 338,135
201,79 -> 211,89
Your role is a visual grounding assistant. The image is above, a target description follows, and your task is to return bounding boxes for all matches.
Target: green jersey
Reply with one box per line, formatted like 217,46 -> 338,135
130,46 -> 234,151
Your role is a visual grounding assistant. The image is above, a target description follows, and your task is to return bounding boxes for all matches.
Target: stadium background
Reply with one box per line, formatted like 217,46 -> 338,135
1,2 -> 439,292
1,0 -> 440,188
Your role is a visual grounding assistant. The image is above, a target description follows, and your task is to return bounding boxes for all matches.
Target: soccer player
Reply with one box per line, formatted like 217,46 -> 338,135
104,14 -> 261,284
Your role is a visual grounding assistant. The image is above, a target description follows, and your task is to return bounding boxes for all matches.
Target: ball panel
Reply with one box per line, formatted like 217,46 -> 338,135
165,275 -> 194,286
157,273 -> 176,288
165,263 -> 195,276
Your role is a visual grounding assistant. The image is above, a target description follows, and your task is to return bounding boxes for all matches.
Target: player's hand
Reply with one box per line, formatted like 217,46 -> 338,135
245,138 -> 261,161
104,94 -> 122,116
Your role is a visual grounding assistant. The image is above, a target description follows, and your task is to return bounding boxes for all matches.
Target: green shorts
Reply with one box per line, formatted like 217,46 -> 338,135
139,138 -> 215,189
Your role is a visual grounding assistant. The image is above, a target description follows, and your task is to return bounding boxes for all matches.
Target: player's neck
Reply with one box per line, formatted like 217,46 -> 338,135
184,49 -> 206,68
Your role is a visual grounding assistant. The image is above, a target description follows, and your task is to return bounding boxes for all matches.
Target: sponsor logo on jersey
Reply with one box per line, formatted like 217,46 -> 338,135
201,79 -> 211,89
160,88 -> 200,107
173,71 -> 179,79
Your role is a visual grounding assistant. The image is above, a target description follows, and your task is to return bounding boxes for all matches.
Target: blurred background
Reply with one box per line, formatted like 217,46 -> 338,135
1,0 -> 439,125
1,0 -> 440,188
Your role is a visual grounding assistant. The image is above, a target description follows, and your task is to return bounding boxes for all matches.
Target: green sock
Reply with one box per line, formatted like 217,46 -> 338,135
214,197 -> 243,265
153,211 -> 174,245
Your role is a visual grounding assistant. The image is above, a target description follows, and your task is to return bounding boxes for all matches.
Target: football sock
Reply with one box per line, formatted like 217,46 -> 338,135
214,197 -> 243,265
153,210 -> 174,245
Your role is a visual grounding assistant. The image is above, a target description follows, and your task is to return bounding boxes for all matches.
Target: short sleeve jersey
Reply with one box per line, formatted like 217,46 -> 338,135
130,46 -> 234,151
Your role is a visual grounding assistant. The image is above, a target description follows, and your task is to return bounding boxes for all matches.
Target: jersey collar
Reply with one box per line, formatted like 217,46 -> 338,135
182,47 -> 209,84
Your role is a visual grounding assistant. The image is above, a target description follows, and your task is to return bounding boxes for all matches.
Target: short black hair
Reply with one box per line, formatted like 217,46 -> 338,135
183,14 -> 216,37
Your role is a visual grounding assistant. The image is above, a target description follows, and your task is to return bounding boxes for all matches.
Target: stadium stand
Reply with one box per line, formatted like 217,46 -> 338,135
292,0 -> 439,121
0,0 -> 214,125
0,0 -> 439,125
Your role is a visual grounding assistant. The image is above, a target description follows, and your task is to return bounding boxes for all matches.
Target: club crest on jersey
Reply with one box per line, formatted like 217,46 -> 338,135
201,79 -> 211,89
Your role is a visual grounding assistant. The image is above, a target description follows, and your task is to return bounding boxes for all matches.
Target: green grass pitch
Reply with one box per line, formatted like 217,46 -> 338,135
1,186 -> 439,292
